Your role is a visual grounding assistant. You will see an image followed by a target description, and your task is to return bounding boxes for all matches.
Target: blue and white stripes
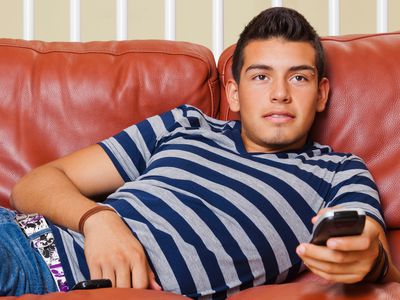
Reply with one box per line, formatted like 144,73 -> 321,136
51,104 -> 384,299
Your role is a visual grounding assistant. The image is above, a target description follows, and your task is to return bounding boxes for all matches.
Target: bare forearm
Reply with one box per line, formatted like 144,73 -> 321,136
8,146 -> 157,289
11,145 -> 124,232
11,164 -> 97,232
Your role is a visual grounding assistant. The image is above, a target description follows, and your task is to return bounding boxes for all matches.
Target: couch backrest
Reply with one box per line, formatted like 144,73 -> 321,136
0,39 -> 219,207
218,32 -> 400,229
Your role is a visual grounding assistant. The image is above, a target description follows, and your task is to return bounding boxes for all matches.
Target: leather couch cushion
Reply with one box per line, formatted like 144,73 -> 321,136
218,32 -> 400,229
0,39 -> 219,207
228,281 -> 400,300
0,288 -> 187,300
387,230 -> 400,268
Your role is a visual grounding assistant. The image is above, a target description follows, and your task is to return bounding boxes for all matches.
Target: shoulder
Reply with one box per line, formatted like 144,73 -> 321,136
311,142 -> 366,163
176,104 -> 239,131
302,143 -> 370,175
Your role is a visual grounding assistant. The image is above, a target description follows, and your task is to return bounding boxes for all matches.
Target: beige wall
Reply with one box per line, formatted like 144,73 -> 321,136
0,0 -> 399,49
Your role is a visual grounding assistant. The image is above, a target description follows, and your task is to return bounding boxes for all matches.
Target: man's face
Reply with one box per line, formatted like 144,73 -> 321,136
227,38 -> 329,153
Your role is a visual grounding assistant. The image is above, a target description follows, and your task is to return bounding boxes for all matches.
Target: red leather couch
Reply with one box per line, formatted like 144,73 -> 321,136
1,32 -> 400,299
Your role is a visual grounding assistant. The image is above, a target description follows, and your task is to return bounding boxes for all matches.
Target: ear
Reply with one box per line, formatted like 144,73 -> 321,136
316,77 -> 330,113
226,79 -> 240,112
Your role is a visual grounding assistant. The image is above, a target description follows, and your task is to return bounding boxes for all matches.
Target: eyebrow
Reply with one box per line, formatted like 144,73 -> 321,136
245,64 -> 316,74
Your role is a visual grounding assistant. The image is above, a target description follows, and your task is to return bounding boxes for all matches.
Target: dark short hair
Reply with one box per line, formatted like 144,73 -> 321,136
232,7 -> 325,83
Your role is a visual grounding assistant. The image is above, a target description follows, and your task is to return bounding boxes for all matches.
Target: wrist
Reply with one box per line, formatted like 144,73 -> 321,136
363,240 -> 389,283
79,205 -> 117,234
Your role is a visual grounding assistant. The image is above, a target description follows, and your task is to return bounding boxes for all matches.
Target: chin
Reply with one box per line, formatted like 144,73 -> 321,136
263,137 -> 304,151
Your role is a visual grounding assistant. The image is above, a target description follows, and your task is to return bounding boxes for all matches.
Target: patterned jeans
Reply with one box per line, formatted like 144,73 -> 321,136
0,207 -> 58,296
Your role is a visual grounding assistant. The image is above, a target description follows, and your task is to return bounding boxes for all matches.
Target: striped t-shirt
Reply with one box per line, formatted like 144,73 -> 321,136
50,104 -> 384,299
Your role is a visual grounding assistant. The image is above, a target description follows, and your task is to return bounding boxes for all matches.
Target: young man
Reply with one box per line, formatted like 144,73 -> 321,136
4,6 -> 400,299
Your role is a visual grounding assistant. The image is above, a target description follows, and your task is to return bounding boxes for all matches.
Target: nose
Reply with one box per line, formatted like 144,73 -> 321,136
271,79 -> 290,103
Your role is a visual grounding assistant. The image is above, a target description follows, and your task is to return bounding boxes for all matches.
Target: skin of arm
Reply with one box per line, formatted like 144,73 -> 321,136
10,144 -> 161,290
296,208 -> 400,284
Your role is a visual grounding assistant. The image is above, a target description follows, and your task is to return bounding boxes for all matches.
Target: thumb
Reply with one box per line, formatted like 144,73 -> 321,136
312,207 -> 341,224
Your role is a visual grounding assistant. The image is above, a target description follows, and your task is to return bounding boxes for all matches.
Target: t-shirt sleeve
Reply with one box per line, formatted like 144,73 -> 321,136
99,105 -> 193,182
324,155 -> 385,230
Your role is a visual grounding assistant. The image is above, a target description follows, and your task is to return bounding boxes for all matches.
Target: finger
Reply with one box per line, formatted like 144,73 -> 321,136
100,266 -> 116,288
312,206 -> 341,224
308,264 -> 365,284
297,243 -> 359,264
326,235 -> 370,251
312,208 -> 330,224
88,260 -> 102,281
131,261 -> 149,289
115,266 -> 132,288
302,253 -> 366,276
148,271 -> 162,291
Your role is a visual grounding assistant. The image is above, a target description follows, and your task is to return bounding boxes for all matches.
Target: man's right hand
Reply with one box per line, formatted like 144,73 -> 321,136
82,208 -> 162,290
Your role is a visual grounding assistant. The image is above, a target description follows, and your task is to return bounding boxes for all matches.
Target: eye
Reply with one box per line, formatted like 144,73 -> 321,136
292,75 -> 308,82
253,74 -> 267,81
290,74 -> 311,84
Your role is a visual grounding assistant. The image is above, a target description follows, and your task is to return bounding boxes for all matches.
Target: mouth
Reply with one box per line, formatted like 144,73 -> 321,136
263,111 -> 295,123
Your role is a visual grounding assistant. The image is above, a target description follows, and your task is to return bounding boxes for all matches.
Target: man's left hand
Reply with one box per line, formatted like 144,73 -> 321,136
296,209 -> 381,283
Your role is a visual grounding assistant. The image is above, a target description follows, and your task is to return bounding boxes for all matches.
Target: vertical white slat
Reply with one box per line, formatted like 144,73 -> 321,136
212,0 -> 224,61
328,0 -> 340,36
271,0 -> 283,7
70,0 -> 80,42
23,0 -> 34,40
116,0 -> 128,40
164,0 -> 176,40
376,0 -> 388,33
